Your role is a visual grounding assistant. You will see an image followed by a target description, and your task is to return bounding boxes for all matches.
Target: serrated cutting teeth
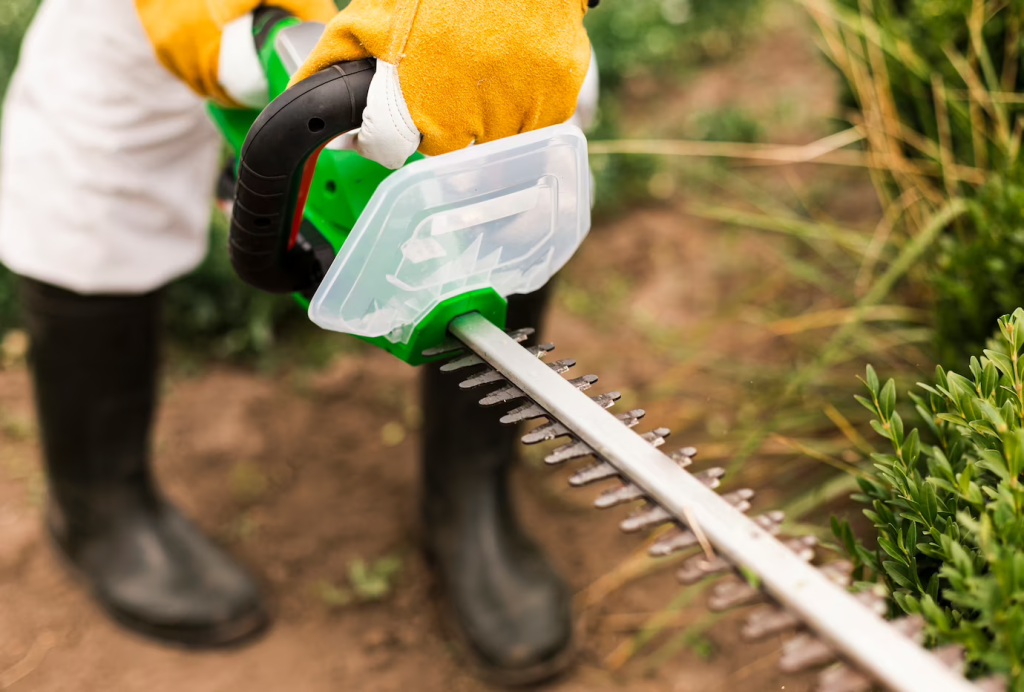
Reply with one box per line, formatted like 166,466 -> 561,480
817,663 -> 872,692
522,420 -> 571,444
780,633 -> 838,673
423,326 -> 533,358
693,466 -> 726,489
720,488 -> 755,513
708,577 -> 763,611
620,504 -> 672,533
641,427 -> 671,447
595,483 -> 644,508
677,554 -> 734,584
743,605 -> 801,640
441,343 -> 553,373
460,358 -> 575,390
498,377 -> 602,423
650,509 -> 772,558
499,402 -> 546,422
569,461 -> 618,486
669,448 -> 696,467
545,440 -> 594,465
544,402 -> 630,465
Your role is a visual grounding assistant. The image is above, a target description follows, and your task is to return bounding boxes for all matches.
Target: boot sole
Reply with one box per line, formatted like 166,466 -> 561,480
45,525 -> 270,650
423,548 -> 581,687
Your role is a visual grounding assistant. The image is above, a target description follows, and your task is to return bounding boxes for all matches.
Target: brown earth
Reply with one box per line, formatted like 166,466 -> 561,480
0,10 -> 862,692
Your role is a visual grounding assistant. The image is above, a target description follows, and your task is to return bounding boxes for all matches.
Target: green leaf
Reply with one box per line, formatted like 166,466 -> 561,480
866,365 -> 880,395
977,398 -> 1008,433
870,419 -> 892,440
878,536 -> 906,563
854,394 -> 877,415
890,412 -> 905,448
883,561 -> 915,589
880,379 -> 897,420
984,349 -> 1015,379
901,428 -> 920,466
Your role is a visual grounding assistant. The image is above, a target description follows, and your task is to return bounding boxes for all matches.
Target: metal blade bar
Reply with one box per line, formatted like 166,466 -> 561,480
447,312 -> 976,692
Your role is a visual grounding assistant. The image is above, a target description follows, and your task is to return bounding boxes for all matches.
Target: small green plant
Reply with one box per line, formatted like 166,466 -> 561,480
835,308 -> 1024,686
315,554 -> 403,609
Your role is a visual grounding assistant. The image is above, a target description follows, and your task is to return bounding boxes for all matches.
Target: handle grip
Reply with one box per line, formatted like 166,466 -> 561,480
229,59 -> 375,294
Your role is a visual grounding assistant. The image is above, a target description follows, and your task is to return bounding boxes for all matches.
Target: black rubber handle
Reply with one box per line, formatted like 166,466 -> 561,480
229,59 -> 375,294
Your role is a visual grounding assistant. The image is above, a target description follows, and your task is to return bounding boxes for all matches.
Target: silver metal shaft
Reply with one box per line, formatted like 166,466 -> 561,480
448,311 -> 978,692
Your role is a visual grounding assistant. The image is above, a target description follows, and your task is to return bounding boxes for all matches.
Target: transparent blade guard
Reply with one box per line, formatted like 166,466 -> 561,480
308,124 -> 591,344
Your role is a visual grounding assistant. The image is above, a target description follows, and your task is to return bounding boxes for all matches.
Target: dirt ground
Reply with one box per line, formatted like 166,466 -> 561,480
0,12 -> 856,692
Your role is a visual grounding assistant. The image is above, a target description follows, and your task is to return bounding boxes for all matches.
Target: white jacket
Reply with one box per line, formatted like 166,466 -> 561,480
0,0 -> 222,294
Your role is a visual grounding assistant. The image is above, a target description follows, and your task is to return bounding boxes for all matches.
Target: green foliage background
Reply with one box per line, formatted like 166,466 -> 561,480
830,0 -> 1024,366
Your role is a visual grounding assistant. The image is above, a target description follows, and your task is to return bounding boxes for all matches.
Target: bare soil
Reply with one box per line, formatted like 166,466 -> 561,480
0,11 -> 858,692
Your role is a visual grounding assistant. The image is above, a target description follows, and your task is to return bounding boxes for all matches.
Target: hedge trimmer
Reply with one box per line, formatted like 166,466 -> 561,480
213,11 -> 1001,692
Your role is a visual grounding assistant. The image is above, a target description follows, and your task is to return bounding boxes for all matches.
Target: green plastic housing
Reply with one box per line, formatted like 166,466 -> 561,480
206,18 -> 507,365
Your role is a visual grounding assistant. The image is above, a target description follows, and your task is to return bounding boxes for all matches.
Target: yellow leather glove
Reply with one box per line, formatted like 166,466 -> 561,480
135,0 -> 337,106
291,0 -> 593,169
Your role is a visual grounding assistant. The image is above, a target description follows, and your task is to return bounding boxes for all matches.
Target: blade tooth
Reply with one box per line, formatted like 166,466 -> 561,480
620,409 -> 646,426
460,369 -> 505,389
816,663 -> 873,692
568,374 -> 599,391
530,342 -> 556,357
707,577 -> 762,612
421,338 -> 465,358
569,461 -> 618,487
620,503 -> 673,533
545,440 -> 594,465
721,488 -> 755,510
975,677 -> 1009,692
440,353 -> 484,372
442,342 -> 554,373
779,634 -> 837,673
675,553 -> 733,585
784,535 -> 818,562
641,427 -> 672,448
595,483 -> 645,509
742,605 -> 800,640
693,467 -> 726,489
648,528 -> 699,557
542,404 -> 641,466
818,560 -> 854,587
499,402 -> 547,424
933,644 -> 966,673
591,392 -> 622,409
547,358 -> 577,375
753,512 -> 785,534
522,420 -> 570,445
463,358 -> 573,390
609,409 -> 644,430
668,448 -> 696,468
890,614 -> 926,642
854,589 -> 888,617
650,511 -> 780,558
480,384 -> 527,407
505,327 -> 535,343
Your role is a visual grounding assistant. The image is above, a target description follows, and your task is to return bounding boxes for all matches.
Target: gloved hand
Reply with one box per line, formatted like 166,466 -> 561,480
135,0 -> 337,106
291,0 -> 593,169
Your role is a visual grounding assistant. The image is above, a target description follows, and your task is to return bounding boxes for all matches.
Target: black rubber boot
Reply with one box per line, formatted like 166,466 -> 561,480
20,277 -> 267,647
420,287 -> 575,685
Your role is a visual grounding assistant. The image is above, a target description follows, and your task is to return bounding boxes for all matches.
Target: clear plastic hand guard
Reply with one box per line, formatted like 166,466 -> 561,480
307,124 -> 591,344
